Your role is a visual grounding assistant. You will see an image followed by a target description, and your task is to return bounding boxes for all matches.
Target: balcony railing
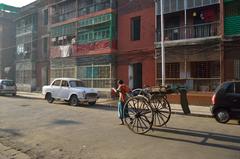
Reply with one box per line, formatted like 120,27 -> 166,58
52,10 -> 76,24
78,1 -> 111,16
156,21 -> 220,42
16,25 -> 35,35
156,0 -> 219,15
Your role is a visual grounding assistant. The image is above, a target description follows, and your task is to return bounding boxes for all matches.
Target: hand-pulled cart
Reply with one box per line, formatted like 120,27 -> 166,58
123,86 -> 190,134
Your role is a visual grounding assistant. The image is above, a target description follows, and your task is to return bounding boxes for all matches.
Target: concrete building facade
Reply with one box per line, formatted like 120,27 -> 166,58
47,0 -> 117,96
155,0 -> 222,91
1,0 -> 238,96
0,4 -> 19,80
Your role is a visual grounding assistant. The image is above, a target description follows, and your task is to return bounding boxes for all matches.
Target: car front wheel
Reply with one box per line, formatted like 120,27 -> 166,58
214,108 -> 230,124
46,93 -> 54,103
69,95 -> 79,106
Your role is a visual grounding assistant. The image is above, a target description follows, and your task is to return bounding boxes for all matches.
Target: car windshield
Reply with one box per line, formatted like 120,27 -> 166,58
2,80 -> 15,86
69,80 -> 85,87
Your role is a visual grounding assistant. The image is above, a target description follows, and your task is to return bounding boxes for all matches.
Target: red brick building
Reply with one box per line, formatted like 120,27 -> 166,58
117,0 -> 155,89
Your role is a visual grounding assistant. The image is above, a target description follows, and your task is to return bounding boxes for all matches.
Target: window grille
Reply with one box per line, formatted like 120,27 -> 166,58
16,70 -> 32,84
52,0 -> 76,23
225,1 -> 240,17
158,0 -> 219,14
78,0 -> 111,16
77,25 -> 110,44
157,63 -> 180,78
77,64 -> 111,88
78,14 -> 111,27
50,65 -> 112,88
234,59 -> 240,80
190,61 -> 220,78
195,0 -> 202,7
51,23 -> 76,38
50,67 -> 76,80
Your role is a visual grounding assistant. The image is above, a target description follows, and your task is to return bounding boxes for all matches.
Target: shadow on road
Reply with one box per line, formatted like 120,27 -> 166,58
52,119 -> 80,125
144,127 -> 240,151
87,104 -> 117,112
0,128 -> 22,137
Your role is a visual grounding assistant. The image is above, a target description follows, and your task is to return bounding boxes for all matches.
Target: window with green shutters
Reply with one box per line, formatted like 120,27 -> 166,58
77,13 -> 114,44
78,14 -> 111,27
51,23 -> 76,38
224,0 -> 240,35
225,0 -> 240,17
50,13 -> 116,45
77,27 -> 110,44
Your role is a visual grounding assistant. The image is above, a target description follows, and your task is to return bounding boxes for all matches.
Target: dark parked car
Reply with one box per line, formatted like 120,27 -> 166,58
211,81 -> 240,123
0,79 -> 17,96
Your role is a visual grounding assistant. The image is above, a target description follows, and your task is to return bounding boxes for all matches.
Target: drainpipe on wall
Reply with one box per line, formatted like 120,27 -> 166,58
160,0 -> 165,86
184,0 -> 187,39
220,0 -> 224,83
154,0 -> 157,86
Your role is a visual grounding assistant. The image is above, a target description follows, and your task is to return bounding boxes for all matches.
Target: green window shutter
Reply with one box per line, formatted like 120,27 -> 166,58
224,1 -> 240,35
225,16 -> 240,35
51,22 -> 76,38
224,0 -> 235,3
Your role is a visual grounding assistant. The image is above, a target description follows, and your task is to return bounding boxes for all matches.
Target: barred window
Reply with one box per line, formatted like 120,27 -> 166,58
16,70 -> 32,84
190,61 -> 220,78
52,0 -> 76,23
157,63 -> 180,78
158,0 -> 219,14
78,0 -> 111,16
234,59 -> 240,80
77,25 -> 110,44
51,67 -> 76,79
77,65 -> 111,88
225,1 -> 240,17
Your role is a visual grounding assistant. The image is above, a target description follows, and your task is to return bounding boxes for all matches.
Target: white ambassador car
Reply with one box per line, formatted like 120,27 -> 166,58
42,78 -> 99,106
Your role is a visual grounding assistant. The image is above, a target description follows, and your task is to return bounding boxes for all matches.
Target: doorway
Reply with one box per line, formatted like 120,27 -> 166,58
129,63 -> 142,89
41,66 -> 48,86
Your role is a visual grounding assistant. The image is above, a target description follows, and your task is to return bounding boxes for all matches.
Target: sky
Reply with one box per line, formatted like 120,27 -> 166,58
0,0 -> 36,7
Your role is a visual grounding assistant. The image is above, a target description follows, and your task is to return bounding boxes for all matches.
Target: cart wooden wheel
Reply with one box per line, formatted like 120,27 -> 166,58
150,94 -> 171,127
123,96 -> 153,134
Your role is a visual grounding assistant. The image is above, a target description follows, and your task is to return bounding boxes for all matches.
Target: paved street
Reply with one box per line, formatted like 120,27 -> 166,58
0,95 -> 240,159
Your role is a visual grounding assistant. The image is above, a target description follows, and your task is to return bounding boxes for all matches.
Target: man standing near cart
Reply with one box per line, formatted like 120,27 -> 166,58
115,80 -> 130,125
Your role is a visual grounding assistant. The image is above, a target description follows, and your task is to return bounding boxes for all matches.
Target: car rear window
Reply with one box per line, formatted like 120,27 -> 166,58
1,80 -> 15,86
214,82 -> 232,94
69,80 -> 85,87
225,83 -> 234,93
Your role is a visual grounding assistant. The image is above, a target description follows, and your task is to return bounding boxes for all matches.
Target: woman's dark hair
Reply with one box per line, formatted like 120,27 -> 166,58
118,79 -> 124,84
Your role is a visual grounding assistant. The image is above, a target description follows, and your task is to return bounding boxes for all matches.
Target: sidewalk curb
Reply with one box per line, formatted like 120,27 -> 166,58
16,95 -> 44,100
170,111 -> 212,118
16,93 -> 212,118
